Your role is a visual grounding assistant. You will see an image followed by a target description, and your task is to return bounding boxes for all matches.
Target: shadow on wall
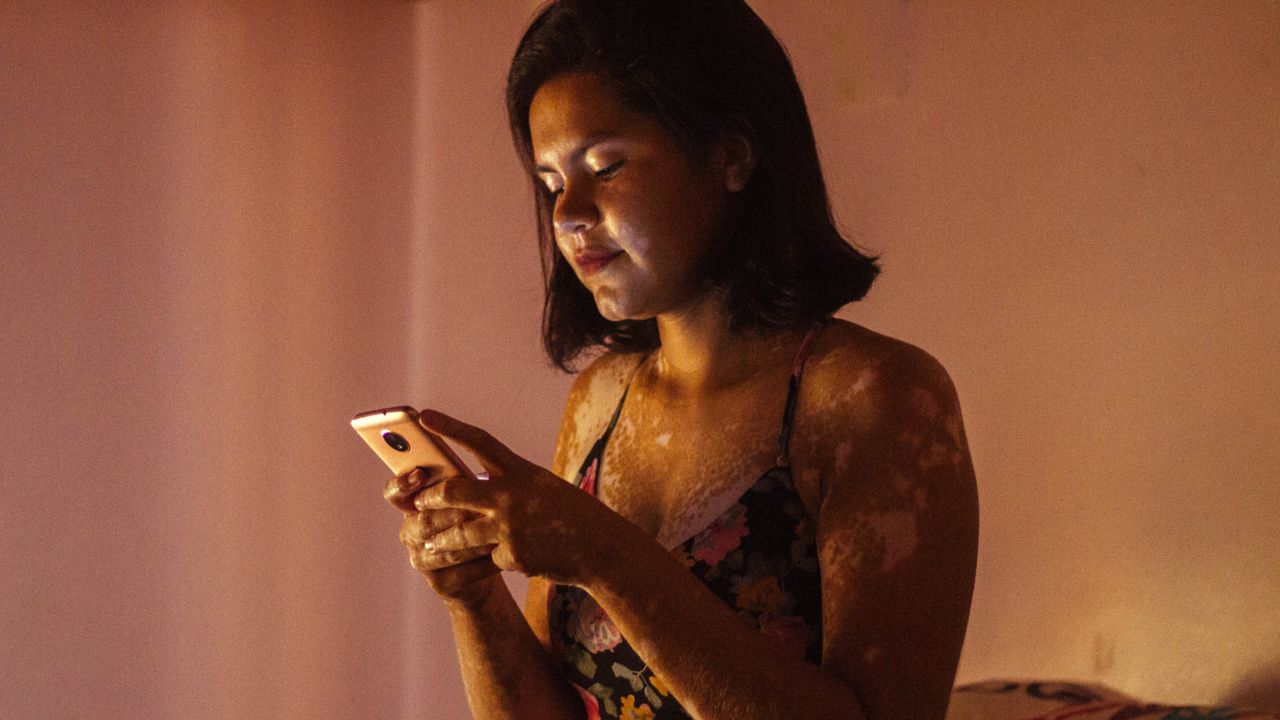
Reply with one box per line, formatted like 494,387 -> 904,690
1223,656 -> 1280,710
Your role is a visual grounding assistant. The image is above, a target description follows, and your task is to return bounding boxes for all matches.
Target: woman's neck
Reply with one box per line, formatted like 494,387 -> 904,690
649,293 -> 803,399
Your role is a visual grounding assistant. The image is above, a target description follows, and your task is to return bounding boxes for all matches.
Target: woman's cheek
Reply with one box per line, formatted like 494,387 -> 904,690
554,236 -> 574,260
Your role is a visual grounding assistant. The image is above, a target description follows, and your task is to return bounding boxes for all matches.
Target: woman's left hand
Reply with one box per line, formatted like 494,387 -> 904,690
411,407 -> 625,588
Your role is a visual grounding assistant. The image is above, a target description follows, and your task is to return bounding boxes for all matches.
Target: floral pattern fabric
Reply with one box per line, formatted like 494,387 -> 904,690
948,681 -> 1280,720
547,321 -> 828,719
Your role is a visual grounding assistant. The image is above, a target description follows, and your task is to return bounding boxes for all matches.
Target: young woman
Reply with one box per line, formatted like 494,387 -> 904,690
384,2 -> 978,718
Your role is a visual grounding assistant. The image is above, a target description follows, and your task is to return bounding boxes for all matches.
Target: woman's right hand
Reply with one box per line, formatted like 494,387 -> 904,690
384,467 -> 503,606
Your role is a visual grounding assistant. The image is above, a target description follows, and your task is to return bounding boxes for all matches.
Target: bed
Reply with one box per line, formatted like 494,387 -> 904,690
947,680 -> 1279,719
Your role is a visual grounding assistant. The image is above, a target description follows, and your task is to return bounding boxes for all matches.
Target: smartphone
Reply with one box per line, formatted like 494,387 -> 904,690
351,406 -> 478,481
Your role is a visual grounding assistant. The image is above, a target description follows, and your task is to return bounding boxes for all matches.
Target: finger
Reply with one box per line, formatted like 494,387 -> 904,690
423,516 -> 499,555
400,507 -> 473,547
416,408 -> 515,476
384,467 -> 450,514
421,507 -> 475,535
410,543 -> 495,573
414,482 -> 486,514
421,555 -> 503,599
415,477 -> 492,514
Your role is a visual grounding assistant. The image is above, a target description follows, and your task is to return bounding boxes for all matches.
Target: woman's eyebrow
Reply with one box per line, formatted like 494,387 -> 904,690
534,132 -> 619,173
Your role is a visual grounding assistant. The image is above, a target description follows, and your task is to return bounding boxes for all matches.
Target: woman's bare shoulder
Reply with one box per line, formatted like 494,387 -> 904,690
550,350 -> 646,479
794,319 -> 962,470
804,318 -> 957,414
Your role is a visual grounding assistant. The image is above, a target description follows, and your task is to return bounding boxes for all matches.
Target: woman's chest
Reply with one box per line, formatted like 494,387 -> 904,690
588,395 -> 822,550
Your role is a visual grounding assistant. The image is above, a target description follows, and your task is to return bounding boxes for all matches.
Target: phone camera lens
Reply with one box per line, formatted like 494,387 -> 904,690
381,431 -> 410,453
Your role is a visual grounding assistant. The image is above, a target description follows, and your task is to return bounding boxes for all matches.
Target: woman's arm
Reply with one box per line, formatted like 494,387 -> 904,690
444,574 -> 585,720
403,359 -> 615,720
389,471 -> 584,719
803,344 -> 979,719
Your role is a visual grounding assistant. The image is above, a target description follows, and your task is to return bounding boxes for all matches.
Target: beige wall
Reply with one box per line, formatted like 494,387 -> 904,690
2,2 -> 1276,717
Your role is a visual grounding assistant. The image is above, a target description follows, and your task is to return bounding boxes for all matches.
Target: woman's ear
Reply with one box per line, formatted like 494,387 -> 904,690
715,122 -> 758,193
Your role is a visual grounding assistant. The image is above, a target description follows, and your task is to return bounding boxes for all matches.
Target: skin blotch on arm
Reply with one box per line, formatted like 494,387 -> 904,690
901,387 -> 971,476
818,349 -> 973,570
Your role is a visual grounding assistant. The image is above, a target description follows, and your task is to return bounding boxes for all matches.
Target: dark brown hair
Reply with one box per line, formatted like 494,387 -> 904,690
507,0 -> 880,372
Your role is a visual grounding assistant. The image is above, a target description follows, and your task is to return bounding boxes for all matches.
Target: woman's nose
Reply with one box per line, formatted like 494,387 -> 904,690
553,182 -> 599,235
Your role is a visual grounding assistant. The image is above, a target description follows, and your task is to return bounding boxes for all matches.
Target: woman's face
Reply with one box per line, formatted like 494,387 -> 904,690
529,72 -> 735,322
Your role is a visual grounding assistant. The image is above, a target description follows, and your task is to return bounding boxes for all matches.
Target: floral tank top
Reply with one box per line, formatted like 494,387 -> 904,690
547,319 -> 829,719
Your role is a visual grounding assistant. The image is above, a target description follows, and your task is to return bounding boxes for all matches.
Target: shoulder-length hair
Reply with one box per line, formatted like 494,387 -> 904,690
507,0 -> 880,372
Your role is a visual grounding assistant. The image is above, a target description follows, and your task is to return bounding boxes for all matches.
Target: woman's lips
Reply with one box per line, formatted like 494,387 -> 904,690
575,251 -> 622,275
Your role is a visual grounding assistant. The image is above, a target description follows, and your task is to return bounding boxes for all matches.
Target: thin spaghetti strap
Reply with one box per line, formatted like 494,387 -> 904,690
776,317 -> 831,467
597,350 -> 653,448
574,350 -> 654,494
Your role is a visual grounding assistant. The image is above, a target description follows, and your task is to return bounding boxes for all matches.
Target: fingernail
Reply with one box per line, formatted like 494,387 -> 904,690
422,540 -> 436,552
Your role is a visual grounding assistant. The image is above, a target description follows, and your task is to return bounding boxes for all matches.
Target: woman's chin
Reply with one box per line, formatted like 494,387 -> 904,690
594,294 -> 641,323
592,282 -> 663,323
596,302 -> 627,323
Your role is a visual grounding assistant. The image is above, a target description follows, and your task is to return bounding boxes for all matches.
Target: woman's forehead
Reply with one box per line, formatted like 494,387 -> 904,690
529,73 -> 659,166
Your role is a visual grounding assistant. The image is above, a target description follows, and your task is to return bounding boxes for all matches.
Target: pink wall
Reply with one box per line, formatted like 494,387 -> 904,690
2,2 -> 1276,717
752,4 -> 1274,702
2,3 -> 427,718
752,1 -> 1280,706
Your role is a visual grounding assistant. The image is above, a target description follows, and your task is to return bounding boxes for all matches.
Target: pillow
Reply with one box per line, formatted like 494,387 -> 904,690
948,679 -> 1279,720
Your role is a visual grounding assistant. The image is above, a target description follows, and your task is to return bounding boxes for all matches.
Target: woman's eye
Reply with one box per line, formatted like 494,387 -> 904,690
541,161 -> 620,200
595,161 -> 623,179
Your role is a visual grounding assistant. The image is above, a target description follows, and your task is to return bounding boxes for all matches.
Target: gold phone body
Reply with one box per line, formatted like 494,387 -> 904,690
351,406 -> 477,480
